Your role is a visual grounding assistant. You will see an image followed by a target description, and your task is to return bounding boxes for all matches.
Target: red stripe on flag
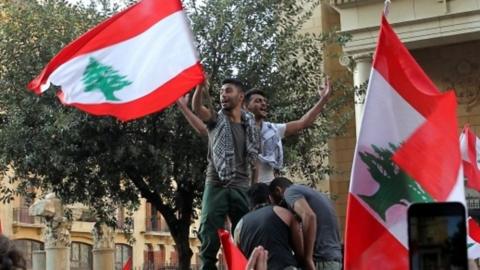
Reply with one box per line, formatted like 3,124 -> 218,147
463,127 -> 480,192
57,63 -> 204,121
373,16 -> 439,117
393,92 -> 459,201
344,194 -> 408,270
372,16 -> 460,201
217,229 -> 247,270
122,256 -> 132,270
469,218 -> 480,244
28,0 -> 183,93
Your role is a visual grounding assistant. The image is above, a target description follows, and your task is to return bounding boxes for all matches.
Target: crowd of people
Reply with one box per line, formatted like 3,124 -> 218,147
0,77 -> 338,270
178,77 -> 342,270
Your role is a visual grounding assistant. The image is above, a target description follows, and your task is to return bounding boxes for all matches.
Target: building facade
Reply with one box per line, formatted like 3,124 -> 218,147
308,0 -> 480,234
0,196 -> 203,269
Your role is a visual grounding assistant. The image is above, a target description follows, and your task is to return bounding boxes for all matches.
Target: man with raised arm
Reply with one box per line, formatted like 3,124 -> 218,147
243,79 -> 331,184
178,79 -> 331,184
191,79 -> 259,270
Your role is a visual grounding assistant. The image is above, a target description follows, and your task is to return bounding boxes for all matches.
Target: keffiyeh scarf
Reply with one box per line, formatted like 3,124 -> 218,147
211,110 -> 259,181
258,122 -> 283,169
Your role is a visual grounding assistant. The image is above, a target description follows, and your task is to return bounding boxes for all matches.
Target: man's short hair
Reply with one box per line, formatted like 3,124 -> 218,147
244,88 -> 267,104
222,78 -> 246,93
248,183 -> 270,207
269,177 -> 293,193
0,235 -> 26,269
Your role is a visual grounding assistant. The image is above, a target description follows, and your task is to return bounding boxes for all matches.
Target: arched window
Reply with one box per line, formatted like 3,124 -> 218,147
115,244 -> 132,270
13,239 -> 43,270
70,242 -> 92,270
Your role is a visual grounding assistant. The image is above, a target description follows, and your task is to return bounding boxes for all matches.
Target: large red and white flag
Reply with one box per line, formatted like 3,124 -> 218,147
28,0 -> 204,121
460,126 -> 480,192
344,16 -> 464,269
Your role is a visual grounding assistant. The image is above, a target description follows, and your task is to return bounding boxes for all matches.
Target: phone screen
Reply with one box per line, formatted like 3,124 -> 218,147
408,202 -> 467,270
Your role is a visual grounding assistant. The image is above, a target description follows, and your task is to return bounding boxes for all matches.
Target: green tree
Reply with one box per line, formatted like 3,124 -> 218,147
0,0 -> 352,268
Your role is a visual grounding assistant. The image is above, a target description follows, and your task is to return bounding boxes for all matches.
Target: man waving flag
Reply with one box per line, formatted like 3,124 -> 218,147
344,15 -> 464,269
28,0 -> 204,121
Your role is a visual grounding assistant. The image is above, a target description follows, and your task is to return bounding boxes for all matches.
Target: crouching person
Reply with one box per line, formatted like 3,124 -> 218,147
270,177 -> 342,270
234,183 -> 303,270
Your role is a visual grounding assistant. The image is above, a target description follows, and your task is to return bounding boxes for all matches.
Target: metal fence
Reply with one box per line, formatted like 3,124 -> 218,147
330,0 -> 383,6
468,197 -> 480,210
330,0 -> 357,5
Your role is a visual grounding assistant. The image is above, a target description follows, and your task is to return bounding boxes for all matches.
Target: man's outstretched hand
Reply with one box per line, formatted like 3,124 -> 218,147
176,94 -> 189,108
318,77 -> 332,100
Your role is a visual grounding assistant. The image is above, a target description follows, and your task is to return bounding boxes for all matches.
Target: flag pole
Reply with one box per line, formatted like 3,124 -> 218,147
384,0 -> 391,17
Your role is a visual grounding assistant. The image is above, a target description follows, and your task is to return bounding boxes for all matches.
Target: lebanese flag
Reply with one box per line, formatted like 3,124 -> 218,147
468,217 -> 480,259
460,126 -> 480,192
344,16 -> 464,269
28,0 -> 204,121
217,229 -> 247,270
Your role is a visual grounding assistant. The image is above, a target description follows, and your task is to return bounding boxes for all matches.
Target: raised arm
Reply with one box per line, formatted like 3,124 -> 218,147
176,94 -> 208,136
293,198 -> 317,270
284,78 -> 332,137
192,82 -> 213,122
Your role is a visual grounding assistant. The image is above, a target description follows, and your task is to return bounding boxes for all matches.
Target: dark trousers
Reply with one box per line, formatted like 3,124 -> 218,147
199,183 -> 249,270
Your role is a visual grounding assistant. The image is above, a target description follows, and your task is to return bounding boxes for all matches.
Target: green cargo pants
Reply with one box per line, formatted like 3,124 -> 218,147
199,183 -> 249,270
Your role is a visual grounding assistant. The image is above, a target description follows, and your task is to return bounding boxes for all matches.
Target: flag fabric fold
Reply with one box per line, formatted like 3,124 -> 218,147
460,126 -> 480,192
344,15 -> 464,270
28,0 -> 204,121
217,229 -> 247,270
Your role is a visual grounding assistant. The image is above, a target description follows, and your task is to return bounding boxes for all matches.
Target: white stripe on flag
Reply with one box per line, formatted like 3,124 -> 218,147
47,11 -> 198,104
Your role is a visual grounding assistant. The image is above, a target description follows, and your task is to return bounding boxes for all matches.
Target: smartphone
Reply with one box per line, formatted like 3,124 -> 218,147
408,202 -> 468,270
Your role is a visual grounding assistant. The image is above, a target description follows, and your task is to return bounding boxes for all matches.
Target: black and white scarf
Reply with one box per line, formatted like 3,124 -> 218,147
210,109 -> 259,181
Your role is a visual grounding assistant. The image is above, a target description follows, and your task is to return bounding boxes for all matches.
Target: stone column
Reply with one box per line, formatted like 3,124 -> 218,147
29,193 -> 71,270
92,223 -> 115,270
44,217 -> 71,270
32,250 -> 46,270
352,53 -> 373,137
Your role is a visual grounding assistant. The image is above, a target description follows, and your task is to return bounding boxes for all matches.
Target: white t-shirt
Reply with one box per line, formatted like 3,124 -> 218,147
258,122 -> 286,184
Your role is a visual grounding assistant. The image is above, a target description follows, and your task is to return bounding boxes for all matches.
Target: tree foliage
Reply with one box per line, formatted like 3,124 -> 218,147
187,0 -> 352,185
0,0 -> 352,268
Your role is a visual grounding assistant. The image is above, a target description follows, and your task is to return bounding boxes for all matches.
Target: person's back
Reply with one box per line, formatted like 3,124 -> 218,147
284,184 -> 342,262
237,205 -> 299,269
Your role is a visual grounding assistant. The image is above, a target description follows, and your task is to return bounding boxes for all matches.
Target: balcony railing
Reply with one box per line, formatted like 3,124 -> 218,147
12,207 -> 43,225
468,198 -> 480,210
330,0 -> 384,7
143,263 -> 201,270
145,217 -> 170,233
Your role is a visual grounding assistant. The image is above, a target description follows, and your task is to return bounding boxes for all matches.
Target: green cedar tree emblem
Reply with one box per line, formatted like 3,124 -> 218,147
82,57 -> 132,101
358,143 -> 434,221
